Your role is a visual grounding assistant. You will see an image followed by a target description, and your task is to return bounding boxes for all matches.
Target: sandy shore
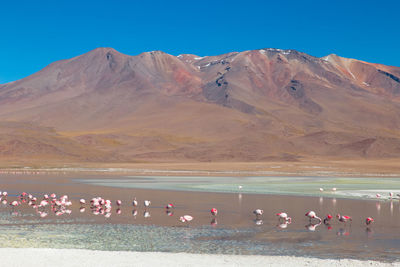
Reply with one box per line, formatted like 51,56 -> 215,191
2,159 -> 400,177
0,248 -> 397,267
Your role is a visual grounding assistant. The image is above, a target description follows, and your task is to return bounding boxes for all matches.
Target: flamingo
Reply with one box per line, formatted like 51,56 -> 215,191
144,200 -> 151,208
253,209 -> 263,217
276,212 -> 291,223
211,208 -> 218,216
319,188 -> 324,192
179,215 -> 193,222
389,192 -> 393,199
376,193 -> 381,198
323,214 -> 333,225
305,211 -> 321,222
366,217 -> 374,225
332,188 -> 337,192
116,200 -> 122,206
337,214 -> 352,223
165,203 -> 174,209
132,198 -> 138,207
80,199 -> 86,205
39,200 -> 48,208
10,200 -> 20,207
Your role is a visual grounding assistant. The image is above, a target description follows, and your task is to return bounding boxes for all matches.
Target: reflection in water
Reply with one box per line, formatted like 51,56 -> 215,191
306,222 -> 321,231
144,211 -> 150,218
337,228 -> 350,236
132,209 -> 137,217
166,210 -> 173,216
376,202 -> 381,214
319,197 -> 323,206
210,218 -> 217,227
254,219 -> 263,226
278,222 -> 289,229
39,211 -> 48,218
332,198 -> 336,207
366,227 -> 374,238
80,207 -> 86,213
390,201 -> 393,216
116,208 -> 121,215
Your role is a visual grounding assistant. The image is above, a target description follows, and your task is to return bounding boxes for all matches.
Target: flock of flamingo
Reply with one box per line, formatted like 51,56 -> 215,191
0,184 -> 383,233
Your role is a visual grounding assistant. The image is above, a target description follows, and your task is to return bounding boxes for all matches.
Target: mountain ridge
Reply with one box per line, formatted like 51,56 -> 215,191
0,47 -> 399,163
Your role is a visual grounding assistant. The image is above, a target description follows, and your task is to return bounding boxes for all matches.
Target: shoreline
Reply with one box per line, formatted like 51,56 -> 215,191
0,248 -> 396,267
1,159 -> 400,177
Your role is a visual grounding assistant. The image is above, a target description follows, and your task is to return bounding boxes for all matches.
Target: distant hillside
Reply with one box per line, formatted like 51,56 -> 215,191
0,47 -> 399,163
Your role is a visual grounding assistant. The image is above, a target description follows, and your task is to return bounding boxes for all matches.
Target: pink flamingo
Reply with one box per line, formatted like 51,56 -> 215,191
10,200 -> 20,207
253,209 -> 263,217
179,215 -> 193,222
337,214 -> 352,223
165,203 -> 174,209
366,217 -> 374,225
211,208 -> 218,216
305,211 -> 321,222
116,200 -> 122,206
323,214 -> 333,225
39,200 -> 48,208
80,199 -> 86,205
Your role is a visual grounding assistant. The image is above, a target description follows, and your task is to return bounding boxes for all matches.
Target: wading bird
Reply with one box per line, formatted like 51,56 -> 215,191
323,214 -> 333,225
211,208 -> 218,216
305,211 -> 321,223
337,214 -> 352,223
179,215 -> 193,222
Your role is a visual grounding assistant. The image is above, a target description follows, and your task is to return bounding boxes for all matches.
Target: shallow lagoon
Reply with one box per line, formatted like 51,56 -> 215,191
79,175 -> 400,200
0,173 -> 400,261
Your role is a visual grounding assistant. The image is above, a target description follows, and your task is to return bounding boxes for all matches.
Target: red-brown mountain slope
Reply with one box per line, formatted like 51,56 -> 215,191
0,47 -> 399,162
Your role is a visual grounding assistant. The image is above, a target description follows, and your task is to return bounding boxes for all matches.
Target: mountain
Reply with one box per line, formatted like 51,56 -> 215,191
0,47 -> 399,163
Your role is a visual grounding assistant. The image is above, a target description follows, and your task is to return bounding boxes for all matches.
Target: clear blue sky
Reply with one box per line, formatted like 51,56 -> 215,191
1,0 -> 399,83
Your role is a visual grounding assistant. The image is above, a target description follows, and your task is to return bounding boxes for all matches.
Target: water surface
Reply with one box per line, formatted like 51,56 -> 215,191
0,173 -> 399,261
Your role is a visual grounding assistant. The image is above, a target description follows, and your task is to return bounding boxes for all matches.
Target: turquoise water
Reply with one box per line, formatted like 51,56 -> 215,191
78,176 -> 400,200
